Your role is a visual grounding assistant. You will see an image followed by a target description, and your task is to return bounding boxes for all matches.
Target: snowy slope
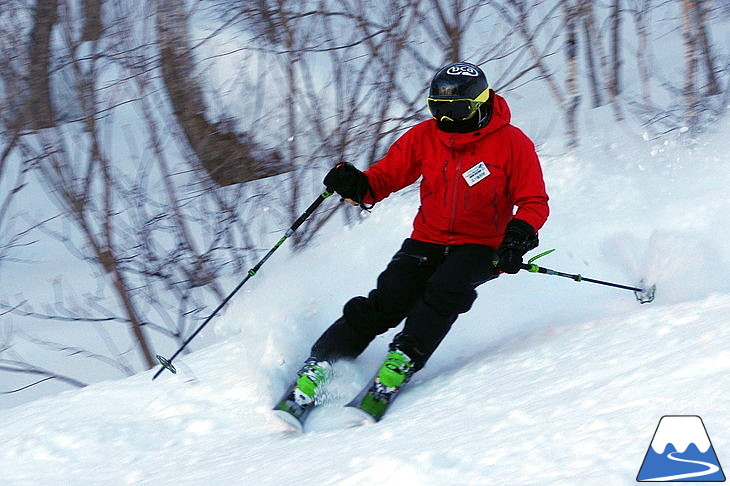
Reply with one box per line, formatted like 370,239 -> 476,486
1,294 -> 729,485
1,122 -> 729,485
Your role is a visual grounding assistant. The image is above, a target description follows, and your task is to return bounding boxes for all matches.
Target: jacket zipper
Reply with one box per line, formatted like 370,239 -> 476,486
441,164 -> 448,205
447,138 -> 461,243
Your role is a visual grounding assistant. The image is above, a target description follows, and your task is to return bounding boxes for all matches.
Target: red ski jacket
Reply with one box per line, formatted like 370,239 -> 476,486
364,92 -> 549,248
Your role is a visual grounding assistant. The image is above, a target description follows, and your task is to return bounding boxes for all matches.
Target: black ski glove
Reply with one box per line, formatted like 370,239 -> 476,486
497,219 -> 539,274
323,162 -> 372,204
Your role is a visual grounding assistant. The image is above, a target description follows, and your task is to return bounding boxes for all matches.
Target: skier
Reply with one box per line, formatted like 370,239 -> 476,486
279,61 -> 549,422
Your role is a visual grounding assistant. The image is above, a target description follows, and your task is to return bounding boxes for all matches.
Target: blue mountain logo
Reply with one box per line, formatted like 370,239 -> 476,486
637,415 -> 725,482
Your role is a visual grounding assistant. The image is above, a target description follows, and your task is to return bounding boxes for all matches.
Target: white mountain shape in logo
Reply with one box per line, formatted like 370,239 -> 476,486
651,416 -> 712,454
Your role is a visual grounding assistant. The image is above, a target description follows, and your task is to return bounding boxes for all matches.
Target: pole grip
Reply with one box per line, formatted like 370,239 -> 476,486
289,190 -> 331,233
521,263 -> 542,273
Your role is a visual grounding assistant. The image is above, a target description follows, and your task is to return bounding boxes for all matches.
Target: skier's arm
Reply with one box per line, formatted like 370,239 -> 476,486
495,133 -> 548,274
362,127 -> 423,205
507,131 -> 549,232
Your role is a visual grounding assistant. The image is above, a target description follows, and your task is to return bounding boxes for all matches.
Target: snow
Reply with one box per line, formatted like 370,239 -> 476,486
1,116 -> 729,484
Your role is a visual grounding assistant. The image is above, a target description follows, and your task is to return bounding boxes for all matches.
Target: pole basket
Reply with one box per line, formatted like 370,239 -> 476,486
156,354 -> 177,374
634,281 -> 656,304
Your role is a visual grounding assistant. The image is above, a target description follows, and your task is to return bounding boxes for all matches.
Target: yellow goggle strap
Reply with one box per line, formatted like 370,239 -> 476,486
426,86 -> 491,106
427,87 -> 491,121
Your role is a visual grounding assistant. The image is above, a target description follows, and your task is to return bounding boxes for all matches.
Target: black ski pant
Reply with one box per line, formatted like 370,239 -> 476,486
310,238 -> 499,371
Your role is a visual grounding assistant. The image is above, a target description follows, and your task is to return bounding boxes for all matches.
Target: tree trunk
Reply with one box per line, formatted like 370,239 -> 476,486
432,0 -> 463,63
27,0 -> 58,129
580,0 -> 603,108
155,0 -> 288,186
681,0 -> 699,130
693,0 -> 721,96
564,1 -> 581,149
634,0 -> 653,109
82,0 -> 103,41
110,263 -> 156,369
609,0 -> 623,121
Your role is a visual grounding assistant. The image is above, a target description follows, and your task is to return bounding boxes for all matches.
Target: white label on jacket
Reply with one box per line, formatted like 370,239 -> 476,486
462,161 -> 490,186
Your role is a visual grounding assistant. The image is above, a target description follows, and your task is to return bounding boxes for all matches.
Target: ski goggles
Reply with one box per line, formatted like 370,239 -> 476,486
427,87 -> 491,122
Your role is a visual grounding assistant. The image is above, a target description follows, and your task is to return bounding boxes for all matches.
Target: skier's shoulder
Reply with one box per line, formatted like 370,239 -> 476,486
499,123 -> 538,153
495,120 -> 531,142
400,118 -> 436,140
387,119 -> 434,153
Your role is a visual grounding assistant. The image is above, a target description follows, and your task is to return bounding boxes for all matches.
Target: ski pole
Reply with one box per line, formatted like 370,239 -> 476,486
519,249 -> 656,303
153,189 -> 335,380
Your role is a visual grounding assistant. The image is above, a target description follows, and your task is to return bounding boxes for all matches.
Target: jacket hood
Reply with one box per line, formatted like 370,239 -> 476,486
431,92 -> 512,149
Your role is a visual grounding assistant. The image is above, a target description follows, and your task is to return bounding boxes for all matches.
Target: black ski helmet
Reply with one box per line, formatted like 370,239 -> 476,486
428,62 -> 492,132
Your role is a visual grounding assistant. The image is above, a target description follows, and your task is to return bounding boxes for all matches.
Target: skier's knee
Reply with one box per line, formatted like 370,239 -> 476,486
423,286 -> 477,316
343,296 -> 391,336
